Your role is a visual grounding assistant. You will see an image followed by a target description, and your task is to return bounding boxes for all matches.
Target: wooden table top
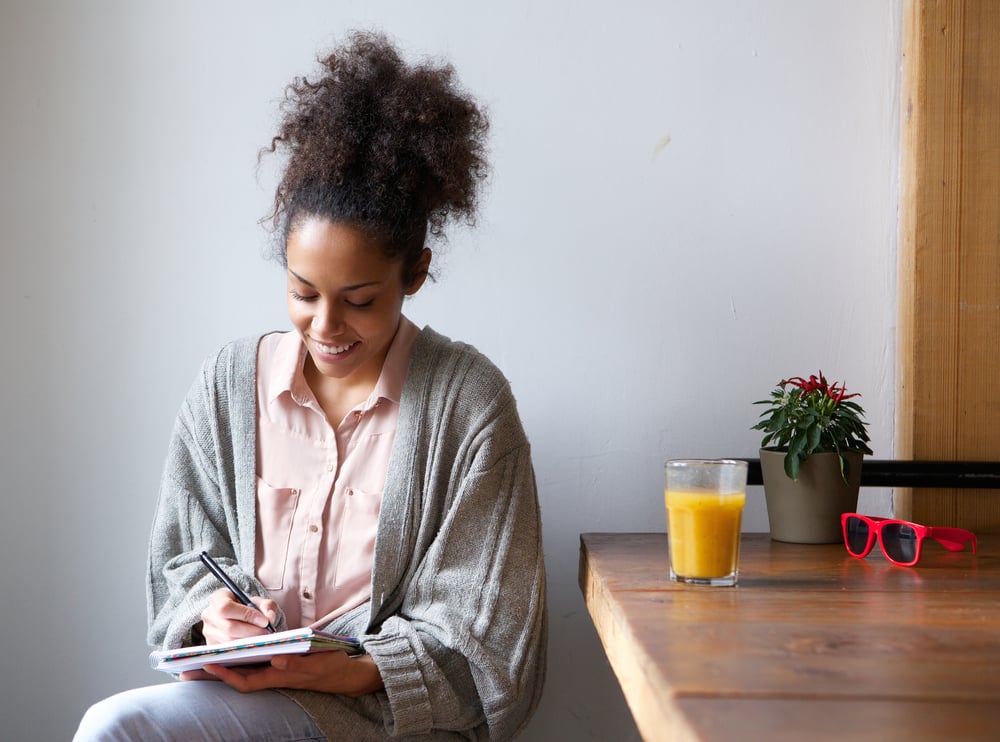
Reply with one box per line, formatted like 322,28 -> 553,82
579,532 -> 1000,742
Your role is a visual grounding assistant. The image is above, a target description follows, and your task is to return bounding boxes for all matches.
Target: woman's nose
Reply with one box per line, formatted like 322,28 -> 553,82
312,303 -> 345,334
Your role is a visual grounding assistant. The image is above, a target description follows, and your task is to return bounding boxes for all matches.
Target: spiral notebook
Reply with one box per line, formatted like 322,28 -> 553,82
150,627 -> 363,673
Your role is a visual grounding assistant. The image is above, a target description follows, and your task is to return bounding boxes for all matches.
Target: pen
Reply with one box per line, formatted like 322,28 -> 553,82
199,551 -> 277,633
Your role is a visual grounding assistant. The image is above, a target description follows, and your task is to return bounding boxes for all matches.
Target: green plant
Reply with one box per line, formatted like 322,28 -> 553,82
752,371 -> 873,482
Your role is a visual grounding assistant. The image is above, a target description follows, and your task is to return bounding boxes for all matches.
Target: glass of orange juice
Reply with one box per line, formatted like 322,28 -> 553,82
665,459 -> 748,586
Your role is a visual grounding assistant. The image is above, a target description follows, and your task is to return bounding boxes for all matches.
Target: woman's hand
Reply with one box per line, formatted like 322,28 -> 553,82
200,588 -> 279,645
201,651 -> 384,697
177,588 -> 281,682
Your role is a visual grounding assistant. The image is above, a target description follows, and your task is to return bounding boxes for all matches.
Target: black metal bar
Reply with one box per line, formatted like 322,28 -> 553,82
742,459 -> 1000,489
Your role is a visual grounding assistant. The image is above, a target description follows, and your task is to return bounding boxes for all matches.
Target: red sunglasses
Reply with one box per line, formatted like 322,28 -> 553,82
841,513 -> 977,566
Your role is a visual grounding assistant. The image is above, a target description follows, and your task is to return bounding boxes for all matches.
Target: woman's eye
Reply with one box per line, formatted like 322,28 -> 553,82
290,291 -> 318,302
346,298 -> 375,308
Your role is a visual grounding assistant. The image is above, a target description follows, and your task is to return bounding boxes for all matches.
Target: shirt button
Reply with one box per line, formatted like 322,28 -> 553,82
348,488 -> 354,497
303,591 -> 312,600
309,524 -> 319,533
327,464 -> 334,472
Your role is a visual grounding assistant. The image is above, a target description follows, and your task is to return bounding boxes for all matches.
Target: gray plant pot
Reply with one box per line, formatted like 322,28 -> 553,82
760,448 -> 864,544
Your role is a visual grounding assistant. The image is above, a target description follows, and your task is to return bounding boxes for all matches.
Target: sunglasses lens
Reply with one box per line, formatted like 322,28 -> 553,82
844,516 -> 870,555
882,523 -> 918,563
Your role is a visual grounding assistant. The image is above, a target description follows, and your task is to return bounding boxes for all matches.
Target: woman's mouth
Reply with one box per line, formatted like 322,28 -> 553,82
313,339 -> 359,356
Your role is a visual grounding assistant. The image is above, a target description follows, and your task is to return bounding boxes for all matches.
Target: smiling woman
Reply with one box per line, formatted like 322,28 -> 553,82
74,30 -> 546,742
285,219 -> 431,424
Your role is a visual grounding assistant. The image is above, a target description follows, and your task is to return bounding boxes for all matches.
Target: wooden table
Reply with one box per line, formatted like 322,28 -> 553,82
579,532 -> 1000,741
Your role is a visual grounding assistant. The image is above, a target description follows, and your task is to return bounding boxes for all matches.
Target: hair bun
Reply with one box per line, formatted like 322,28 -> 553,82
263,30 -> 489,266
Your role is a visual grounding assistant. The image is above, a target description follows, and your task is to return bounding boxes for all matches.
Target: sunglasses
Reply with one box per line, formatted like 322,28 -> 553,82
841,513 -> 978,566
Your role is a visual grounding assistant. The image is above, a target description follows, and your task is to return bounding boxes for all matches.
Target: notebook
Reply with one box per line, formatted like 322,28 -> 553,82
150,627 -> 363,673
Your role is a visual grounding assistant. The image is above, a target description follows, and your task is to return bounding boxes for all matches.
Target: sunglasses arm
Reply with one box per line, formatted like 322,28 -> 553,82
927,526 -> 978,555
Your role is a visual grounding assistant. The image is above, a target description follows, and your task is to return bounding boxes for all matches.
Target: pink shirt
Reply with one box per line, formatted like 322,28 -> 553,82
254,318 -> 418,629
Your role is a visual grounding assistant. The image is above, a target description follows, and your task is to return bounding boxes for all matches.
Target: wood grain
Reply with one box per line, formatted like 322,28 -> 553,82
581,532 -> 1000,741
897,0 -> 1000,530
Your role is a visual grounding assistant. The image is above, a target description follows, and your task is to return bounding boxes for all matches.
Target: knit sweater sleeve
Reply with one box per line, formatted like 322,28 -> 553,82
355,333 -> 547,740
146,338 -> 278,650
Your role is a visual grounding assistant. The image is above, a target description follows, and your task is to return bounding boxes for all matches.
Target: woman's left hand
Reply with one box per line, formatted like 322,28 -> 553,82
195,651 -> 384,697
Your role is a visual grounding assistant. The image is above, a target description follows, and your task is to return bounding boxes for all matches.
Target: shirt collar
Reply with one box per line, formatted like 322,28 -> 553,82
368,316 -> 419,407
268,317 -> 420,410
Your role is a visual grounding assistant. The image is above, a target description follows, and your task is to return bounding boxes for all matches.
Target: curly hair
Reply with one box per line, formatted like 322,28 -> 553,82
261,31 -> 490,274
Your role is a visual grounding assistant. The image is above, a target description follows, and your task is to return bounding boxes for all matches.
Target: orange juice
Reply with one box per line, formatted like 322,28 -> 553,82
665,489 -> 745,580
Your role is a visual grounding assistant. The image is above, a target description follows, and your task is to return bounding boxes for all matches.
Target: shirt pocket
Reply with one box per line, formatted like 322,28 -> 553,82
255,477 -> 300,591
335,486 -> 383,590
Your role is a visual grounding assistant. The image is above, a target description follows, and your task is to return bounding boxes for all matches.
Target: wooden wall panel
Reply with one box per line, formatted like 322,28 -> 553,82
896,0 -> 1000,530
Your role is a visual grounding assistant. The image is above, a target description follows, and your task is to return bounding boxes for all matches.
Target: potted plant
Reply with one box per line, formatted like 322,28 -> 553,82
752,372 -> 873,543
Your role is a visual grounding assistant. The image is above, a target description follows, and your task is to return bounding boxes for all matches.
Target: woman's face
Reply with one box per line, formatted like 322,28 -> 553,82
285,216 -> 429,390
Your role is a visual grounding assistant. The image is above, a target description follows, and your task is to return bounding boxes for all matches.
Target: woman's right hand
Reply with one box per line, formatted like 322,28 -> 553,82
179,589 -> 280,682
200,588 -> 279,645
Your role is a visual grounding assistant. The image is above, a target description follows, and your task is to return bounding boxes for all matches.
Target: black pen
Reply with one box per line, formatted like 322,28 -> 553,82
199,551 -> 277,633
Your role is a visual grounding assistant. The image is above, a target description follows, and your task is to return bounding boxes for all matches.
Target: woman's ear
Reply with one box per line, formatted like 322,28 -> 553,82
404,248 -> 432,295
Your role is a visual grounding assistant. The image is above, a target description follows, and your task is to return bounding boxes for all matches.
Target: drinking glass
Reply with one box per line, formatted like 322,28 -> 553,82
665,459 -> 748,586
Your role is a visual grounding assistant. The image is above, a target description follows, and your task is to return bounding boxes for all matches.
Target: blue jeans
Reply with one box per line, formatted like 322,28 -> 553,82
73,680 -> 326,741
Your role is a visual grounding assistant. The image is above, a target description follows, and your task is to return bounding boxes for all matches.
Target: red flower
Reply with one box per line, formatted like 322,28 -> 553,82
779,372 -> 829,395
780,371 -> 860,403
827,382 -> 860,403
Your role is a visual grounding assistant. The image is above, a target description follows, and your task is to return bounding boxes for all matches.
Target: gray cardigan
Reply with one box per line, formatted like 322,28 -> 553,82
146,327 -> 547,740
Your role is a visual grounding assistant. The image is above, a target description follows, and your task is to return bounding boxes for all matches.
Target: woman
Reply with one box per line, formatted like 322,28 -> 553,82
76,31 -> 546,741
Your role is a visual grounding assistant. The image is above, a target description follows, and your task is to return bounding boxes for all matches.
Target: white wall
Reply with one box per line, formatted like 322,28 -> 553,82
0,1 -> 901,739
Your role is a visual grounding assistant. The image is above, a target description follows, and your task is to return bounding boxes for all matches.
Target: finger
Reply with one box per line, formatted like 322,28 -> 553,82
271,651 -> 350,673
202,591 -> 272,641
249,596 -> 279,626
178,669 -> 220,682
230,602 -> 273,631
201,590 -> 244,632
269,655 -> 292,671
206,588 -> 244,614
201,615 -> 269,644
204,663 -> 285,693
267,654 -> 311,673
212,591 -> 272,631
